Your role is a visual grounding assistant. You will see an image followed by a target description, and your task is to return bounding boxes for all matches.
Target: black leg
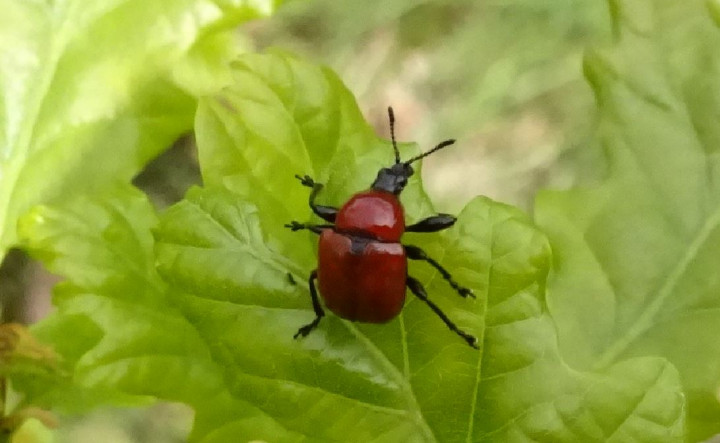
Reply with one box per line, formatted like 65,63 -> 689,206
285,221 -> 333,235
407,277 -> 478,349
405,214 -> 456,233
404,245 -> 475,298
295,174 -> 338,223
294,270 -> 324,339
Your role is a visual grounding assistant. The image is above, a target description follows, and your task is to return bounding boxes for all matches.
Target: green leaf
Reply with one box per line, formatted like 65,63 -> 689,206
536,1 -> 720,440
17,184 -> 314,441
0,0 -> 283,260
152,52 -> 684,440
196,51 -> 436,218
15,50 -> 686,440
16,186 -> 225,415
156,187 -> 684,441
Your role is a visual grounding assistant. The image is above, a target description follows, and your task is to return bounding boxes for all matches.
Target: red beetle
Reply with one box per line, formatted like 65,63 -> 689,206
286,107 -> 477,348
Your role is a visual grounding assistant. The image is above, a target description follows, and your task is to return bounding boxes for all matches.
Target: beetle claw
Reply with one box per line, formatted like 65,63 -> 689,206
459,287 -> 476,299
285,221 -> 304,231
467,335 -> 480,350
293,328 -> 308,339
294,317 -> 322,339
295,174 -> 315,188
454,328 -> 479,349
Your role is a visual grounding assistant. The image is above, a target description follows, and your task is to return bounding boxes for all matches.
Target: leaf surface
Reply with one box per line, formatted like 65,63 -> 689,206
536,1 -> 720,439
0,0 -> 281,259
159,52 -> 683,441
16,50 -> 686,440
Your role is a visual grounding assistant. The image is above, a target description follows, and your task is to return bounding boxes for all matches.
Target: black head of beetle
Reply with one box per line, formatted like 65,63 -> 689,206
371,107 -> 456,195
371,162 -> 414,195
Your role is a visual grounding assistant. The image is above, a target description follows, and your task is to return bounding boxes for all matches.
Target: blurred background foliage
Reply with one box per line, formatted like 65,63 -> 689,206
4,0 -> 697,441
251,0 -> 612,213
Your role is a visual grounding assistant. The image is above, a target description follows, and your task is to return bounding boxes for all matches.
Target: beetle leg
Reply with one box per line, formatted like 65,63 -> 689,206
294,270 -> 325,339
295,174 -> 338,223
405,214 -> 456,233
406,276 -> 479,349
284,221 -> 334,234
404,245 -> 475,298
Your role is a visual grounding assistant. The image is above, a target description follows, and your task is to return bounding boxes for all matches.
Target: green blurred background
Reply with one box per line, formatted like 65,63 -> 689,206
4,0 -> 617,440
252,0 -> 610,214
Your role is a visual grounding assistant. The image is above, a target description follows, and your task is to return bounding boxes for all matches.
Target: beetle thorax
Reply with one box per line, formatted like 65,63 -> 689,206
334,190 -> 405,242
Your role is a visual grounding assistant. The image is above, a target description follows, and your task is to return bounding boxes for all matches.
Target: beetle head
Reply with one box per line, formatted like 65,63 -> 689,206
371,162 -> 414,194
371,107 -> 456,195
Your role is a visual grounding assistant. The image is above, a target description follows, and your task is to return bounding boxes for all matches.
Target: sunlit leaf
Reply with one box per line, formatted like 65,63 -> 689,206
14,46 -> 687,440
156,52 -> 684,440
0,0 -> 282,260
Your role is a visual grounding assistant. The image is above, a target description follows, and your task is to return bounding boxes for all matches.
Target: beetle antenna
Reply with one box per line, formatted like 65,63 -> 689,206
405,139 -> 456,165
388,107 -> 401,164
